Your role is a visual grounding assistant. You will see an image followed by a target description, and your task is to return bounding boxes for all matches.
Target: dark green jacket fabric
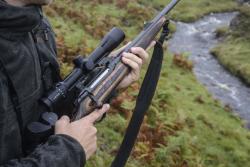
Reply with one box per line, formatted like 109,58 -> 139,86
0,2 -> 85,166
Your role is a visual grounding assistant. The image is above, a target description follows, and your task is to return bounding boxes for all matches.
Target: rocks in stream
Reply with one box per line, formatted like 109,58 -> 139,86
173,54 -> 193,71
237,0 -> 250,4
230,4 -> 250,40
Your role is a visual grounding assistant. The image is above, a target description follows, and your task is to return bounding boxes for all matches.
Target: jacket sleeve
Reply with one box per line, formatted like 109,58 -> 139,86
0,69 -> 86,167
1,135 -> 86,167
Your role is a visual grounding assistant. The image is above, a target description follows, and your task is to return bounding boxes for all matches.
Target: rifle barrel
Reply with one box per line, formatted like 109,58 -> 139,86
121,0 -> 181,53
153,0 -> 181,23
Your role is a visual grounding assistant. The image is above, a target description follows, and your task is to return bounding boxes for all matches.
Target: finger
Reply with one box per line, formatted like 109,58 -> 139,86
119,42 -> 131,51
130,47 -> 149,62
55,115 -> 70,132
84,104 -> 110,124
110,42 -> 131,57
146,41 -> 156,51
122,52 -> 143,67
122,56 -> 140,72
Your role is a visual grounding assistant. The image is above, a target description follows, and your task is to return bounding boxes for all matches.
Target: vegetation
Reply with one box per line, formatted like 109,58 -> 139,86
44,0 -> 250,166
211,5 -> 250,85
144,0 -> 238,22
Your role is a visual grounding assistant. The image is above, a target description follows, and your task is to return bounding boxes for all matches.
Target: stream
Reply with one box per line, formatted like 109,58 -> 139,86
168,12 -> 250,127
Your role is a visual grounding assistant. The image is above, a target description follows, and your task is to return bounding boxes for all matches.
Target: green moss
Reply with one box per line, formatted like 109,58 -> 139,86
49,16 -> 85,50
212,37 -> 250,85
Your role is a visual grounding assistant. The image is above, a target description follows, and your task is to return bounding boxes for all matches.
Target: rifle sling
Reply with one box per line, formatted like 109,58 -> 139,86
111,24 -> 169,167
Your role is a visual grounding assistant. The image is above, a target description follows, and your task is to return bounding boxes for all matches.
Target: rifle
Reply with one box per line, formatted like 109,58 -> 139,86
26,0 -> 181,166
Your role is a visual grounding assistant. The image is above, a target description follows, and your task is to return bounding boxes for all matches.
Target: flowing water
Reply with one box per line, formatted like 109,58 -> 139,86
168,12 -> 250,127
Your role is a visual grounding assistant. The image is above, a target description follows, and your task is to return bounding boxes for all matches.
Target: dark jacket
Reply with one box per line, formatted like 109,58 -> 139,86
0,2 -> 85,166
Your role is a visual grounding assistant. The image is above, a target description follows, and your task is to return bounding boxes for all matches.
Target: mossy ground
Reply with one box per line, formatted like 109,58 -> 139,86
211,5 -> 250,85
44,0 -> 250,166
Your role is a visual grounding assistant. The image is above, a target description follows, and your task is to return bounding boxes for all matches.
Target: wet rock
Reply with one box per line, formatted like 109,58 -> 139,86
224,104 -> 233,112
194,95 -> 205,104
245,121 -> 250,129
230,6 -> 250,40
173,53 -> 193,71
230,15 -> 240,31
238,0 -> 250,4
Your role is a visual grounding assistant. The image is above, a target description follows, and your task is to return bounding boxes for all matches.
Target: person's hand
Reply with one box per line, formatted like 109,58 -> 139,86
55,104 -> 110,160
116,41 -> 156,89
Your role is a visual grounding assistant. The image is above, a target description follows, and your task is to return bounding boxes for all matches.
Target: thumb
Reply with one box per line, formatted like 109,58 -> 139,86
84,104 -> 110,124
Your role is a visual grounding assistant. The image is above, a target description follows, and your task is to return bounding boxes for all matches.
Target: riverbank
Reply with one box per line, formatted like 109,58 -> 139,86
168,11 -> 250,125
44,1 -> 250,167
211,5 -> 250,85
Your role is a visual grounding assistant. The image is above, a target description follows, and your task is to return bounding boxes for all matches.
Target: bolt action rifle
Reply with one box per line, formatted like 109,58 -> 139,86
26,0 -> 181,166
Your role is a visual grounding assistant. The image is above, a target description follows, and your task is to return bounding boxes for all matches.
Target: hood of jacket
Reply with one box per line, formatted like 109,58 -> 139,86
0,1 -> 42,32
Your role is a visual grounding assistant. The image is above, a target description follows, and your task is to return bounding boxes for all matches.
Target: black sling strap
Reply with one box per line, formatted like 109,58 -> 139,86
111,22 -> 169,167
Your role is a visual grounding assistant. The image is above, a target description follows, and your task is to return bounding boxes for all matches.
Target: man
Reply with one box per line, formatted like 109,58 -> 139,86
0,0 -> 152,166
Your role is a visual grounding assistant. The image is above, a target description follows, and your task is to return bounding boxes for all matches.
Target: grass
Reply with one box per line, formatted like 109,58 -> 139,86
44,0 -> 250,166
140,0 -> 238,22
86,54 -> 250,167
211,5 -> 250,85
